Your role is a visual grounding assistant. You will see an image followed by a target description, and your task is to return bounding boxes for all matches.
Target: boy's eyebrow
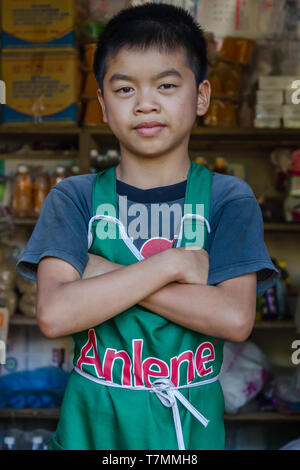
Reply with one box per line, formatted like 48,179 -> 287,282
108,68 -> 183,84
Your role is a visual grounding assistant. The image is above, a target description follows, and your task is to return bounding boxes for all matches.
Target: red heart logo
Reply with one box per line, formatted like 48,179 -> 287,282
140,237 -> 177,258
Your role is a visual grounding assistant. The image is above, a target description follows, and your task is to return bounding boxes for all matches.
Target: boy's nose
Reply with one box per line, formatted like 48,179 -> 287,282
133,93 -> 161,114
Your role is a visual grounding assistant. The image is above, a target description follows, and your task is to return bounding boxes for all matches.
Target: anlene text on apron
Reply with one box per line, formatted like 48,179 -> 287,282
48,160 -> 226,450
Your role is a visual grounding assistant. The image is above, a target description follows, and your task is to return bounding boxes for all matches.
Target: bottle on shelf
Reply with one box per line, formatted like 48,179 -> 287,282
213,157 -> 229,174
106,149 -> 121,165
31,436 -> 44,450
50,165 -> 66,189
194,156 -> 209,168
2,436 -> 16,450
12,164 -> 32,218
32,167 -> 50,217
70,165 -> 80,176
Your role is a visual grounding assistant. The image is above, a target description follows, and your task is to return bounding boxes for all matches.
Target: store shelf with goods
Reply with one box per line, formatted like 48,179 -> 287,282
0,126 -> 81,135
0,151 -> 78,161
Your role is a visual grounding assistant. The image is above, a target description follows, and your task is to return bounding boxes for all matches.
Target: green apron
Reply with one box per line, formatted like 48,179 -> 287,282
48,160 -> 225,450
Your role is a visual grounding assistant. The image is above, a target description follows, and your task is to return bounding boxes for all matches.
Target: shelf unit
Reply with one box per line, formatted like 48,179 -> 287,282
1,125 -> 300,442
2,125 -> 300,174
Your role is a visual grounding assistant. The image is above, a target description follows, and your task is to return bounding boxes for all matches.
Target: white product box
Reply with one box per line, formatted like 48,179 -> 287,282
258,76 -> 296,90
255,103 -> 283,118
282,105 -> 300,119
254,118 -> 281,128
256,90 -> 284,104
283,118 -> 300,128
284,89 -> 300,104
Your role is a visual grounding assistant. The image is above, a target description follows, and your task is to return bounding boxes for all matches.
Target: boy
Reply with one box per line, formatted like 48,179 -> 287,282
16,3 -> 279,450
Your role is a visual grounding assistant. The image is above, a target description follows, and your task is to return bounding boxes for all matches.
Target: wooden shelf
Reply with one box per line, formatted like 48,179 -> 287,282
253,321 -> 296,329
264,223 -> 300,232
0,126 -> 80,135
0,151 -> 78,160
0,408 -> 60,419
1,125 -> 300,140
12,217 -> 39,226
0,407 -> 298,422
224,412 -> 300,422
10,314 -> 37,325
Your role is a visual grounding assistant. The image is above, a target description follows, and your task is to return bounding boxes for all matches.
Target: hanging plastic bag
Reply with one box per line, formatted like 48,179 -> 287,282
219,340 -> 271,414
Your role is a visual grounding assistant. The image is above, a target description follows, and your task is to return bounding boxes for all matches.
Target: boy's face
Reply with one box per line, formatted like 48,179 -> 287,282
97,47 -> 210,159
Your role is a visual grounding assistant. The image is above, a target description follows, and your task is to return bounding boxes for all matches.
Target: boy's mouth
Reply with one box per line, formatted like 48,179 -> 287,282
134,120 -> 166,136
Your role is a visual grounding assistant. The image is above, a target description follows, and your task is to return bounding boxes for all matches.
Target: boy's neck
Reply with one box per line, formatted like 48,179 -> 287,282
116,159 -> 191,190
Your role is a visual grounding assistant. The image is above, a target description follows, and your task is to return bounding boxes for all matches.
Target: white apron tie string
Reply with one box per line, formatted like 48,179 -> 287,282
150,378 -> 209,450
74,366 -> 218,451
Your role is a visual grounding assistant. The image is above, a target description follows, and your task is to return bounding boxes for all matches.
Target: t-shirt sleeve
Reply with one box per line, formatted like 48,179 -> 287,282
207,191 -> 280,294
16,184 -> 90,282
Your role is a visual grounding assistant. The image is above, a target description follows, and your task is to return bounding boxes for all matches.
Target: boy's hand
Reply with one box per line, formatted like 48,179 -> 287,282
82,253 -> 122,279
170,246 -> 209,285
82,248 -> 209,285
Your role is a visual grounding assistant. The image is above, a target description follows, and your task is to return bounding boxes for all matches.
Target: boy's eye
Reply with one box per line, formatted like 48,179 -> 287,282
115,84 -> 177,94
116,87 -> 133,94
159,84 -> 176,90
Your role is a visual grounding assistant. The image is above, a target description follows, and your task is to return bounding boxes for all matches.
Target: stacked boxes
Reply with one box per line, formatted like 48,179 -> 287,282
255,76 -> 300,128
0,0 -> 81,125
1,0 -> 77,51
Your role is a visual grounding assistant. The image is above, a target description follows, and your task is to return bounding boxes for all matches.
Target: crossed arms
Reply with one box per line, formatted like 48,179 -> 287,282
36,247 -> 257,342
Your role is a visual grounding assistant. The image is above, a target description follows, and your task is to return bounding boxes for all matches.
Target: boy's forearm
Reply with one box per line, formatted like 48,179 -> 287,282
44,250 -> 178,338
138,282 -> 243,341
82,255 -> 250,342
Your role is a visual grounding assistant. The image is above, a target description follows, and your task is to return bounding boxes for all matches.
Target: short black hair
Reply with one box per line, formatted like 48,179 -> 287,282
93,2 -> 207,96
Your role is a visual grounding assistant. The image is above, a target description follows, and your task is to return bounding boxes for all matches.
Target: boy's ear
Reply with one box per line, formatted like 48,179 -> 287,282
97,88 -> 108,123
196,80 -> 211,117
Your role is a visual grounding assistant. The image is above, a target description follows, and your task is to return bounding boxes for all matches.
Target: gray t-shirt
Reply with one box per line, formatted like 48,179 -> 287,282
16,171 -> 279,293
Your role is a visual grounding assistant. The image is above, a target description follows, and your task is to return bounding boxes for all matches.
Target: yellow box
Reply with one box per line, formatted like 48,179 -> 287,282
0,51 -> 81,125
1,0 -> 77,50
